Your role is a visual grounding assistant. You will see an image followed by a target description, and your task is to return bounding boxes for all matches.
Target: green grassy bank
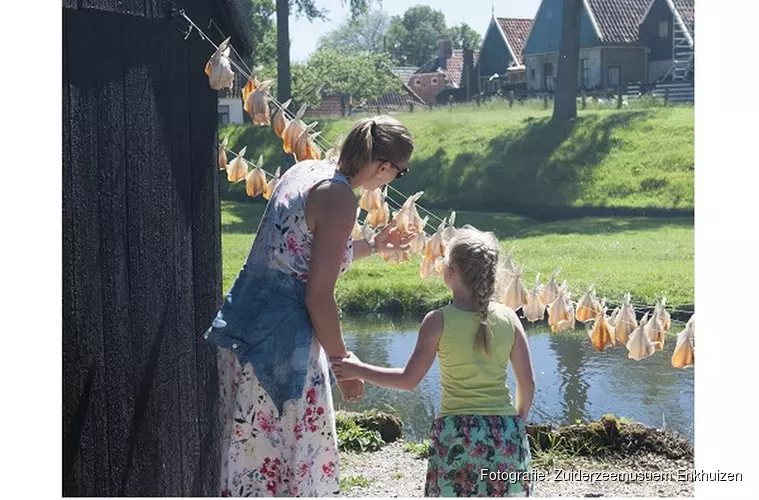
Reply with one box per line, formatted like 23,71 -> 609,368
220,104 -> 694,215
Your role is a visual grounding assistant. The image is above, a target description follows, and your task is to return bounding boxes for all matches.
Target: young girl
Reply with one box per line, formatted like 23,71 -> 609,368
331,227 -> 536,497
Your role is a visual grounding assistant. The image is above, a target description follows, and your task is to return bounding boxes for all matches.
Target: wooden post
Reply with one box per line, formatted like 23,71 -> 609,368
581,90 -> 587,110
664,88 -> 670,106
543,94 -> 549,109
508,90 -> 515,108
617,86 -> 623,109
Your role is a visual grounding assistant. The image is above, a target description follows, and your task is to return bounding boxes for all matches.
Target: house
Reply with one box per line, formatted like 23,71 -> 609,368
302,66 -> 425,118
411,37 -> 479,104
63,0 -> 250,495
218,73 -> 245,125
476,14 -> 534,94
523,0 -> 651,91
638,0 -> 694,83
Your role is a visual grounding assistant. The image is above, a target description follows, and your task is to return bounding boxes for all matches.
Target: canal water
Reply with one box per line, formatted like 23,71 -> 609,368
331,316 -> 694,443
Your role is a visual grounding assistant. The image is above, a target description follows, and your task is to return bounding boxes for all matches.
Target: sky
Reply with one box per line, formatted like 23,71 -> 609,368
289,0 -> 543,62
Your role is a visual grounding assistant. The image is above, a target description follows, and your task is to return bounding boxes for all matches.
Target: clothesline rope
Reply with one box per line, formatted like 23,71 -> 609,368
184,11 -> 692,318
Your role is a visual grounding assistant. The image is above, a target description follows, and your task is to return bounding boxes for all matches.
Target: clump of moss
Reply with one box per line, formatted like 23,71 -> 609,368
526,414 -> 693,459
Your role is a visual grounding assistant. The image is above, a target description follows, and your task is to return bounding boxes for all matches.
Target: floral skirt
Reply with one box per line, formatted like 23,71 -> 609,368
218,338 -> 340,497
425,415 -> 532,497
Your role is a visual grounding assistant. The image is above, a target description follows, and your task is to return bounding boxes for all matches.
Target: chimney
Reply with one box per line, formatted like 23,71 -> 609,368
437,36 -> 453,61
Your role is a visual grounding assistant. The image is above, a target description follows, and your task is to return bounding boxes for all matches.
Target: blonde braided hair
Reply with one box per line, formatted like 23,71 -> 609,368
445,226 -> 500,354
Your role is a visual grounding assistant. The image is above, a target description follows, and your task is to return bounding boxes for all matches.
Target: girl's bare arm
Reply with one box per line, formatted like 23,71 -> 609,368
331,310 -> 443,390
508,309 -> 535,421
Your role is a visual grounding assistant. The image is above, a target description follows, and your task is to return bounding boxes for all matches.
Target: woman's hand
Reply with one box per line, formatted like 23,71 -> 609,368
330,352 -> 365,381
374,221 -> 415,253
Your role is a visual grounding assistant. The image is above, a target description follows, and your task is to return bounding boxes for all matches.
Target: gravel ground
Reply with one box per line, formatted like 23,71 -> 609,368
338,441 -> 695,497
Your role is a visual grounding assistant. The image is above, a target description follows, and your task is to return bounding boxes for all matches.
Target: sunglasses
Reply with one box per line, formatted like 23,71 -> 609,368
378,158 -> 409,180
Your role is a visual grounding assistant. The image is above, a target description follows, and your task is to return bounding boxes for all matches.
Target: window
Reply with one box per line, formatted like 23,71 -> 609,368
543,62 -> 554,91
607,66 -> 621,87
546,7 -> 553,20
530,68 -> 536,79
580,58 -> 589,88
218,104 -> 230,126
431,77 -> 439,85
659,20 -> 669,38
414,78 -> 421,86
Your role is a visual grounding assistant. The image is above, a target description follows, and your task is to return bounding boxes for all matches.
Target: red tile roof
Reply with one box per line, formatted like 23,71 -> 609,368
671,0 -> 694,38
496,17 -> 533,65
415,49 -> 480,88
586,0 -> 650,44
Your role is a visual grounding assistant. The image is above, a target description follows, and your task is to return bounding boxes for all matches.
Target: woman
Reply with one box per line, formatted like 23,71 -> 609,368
204,115 -> 415,497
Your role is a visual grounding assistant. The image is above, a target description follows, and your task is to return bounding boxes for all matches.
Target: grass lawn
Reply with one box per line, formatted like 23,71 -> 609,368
221,104 -> 694,214
221,201 -> 694,316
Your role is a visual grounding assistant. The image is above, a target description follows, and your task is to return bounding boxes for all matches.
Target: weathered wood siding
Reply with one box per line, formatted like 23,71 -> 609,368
63,1 -> 223,496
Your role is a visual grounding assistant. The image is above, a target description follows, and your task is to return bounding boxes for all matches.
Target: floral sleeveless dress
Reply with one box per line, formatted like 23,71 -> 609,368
217,160 -> 353,497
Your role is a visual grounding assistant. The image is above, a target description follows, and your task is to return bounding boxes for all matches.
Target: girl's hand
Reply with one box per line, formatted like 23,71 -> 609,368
374,221 -> 415,253
330,352 -> 365,381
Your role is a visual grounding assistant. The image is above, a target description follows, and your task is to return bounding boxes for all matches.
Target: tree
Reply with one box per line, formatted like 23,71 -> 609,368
447,22 -> 482,50
552,0 -> 583,121
385,5 -> 447,66
276,0 -> 373,102
239,0 -> 277,69
292,48 -> 403,116
317,9 -> 391,54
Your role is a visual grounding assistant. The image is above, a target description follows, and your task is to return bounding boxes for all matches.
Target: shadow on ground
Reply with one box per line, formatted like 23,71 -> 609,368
398,111 -> 671,215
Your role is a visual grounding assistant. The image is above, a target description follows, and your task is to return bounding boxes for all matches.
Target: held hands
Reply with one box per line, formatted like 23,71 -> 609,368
332,352 -> 365,403
330,352 -> 365,381
373,220 -> 415,254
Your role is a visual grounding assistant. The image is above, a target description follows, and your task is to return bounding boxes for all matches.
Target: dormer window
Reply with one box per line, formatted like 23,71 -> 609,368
414,78 -> 421,87
431,77 -> 439,85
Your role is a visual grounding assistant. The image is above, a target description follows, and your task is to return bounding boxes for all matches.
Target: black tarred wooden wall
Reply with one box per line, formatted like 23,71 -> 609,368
62,0 -> 247,496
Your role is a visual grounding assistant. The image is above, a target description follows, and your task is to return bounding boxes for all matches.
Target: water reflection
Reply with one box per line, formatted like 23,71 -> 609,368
333,319 -> 694,443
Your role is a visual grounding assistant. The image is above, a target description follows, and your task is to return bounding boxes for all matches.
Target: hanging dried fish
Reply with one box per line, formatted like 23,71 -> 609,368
350,208 -> 363,240
408,216 -> 429,255
218,136 -> 229,171
440,212 -> 458,247
671,314 -> 695,369
500,248 -> 517,284
576,283 -> 601,323
555,291 -> 576,332
244,81 -> 272,126
263,167 -> 281,201
272,99 -> 291,139
241,78 -> 258,112
657,297 -> 672,333
245,155 -> 268,198
366,186 -> 390,228
501,265 -> 529,311
548,288 -> 573,333
523,274 -> 546,323
393,192 -> 425,234
608,306 -> 620,329
645,306 -> 666,352
226,146 -> 248,183
614,293 -> 637,345
282,104 -> 308,155
324,134 -> 344,163
588,301 -> 616,352
421,218 -> 447,279
205,37 -> 234,90
294,126 -> 322,162
540,269 -> 562,305
360,187 -> 383,212
626,312 -> 659,360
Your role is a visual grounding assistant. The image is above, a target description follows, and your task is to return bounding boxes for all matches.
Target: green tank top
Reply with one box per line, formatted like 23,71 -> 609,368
437,302 -> 519,417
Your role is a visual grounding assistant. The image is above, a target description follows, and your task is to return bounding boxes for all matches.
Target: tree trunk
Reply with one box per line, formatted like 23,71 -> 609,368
276,0 -> 291,102
552,0 -> 583,121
